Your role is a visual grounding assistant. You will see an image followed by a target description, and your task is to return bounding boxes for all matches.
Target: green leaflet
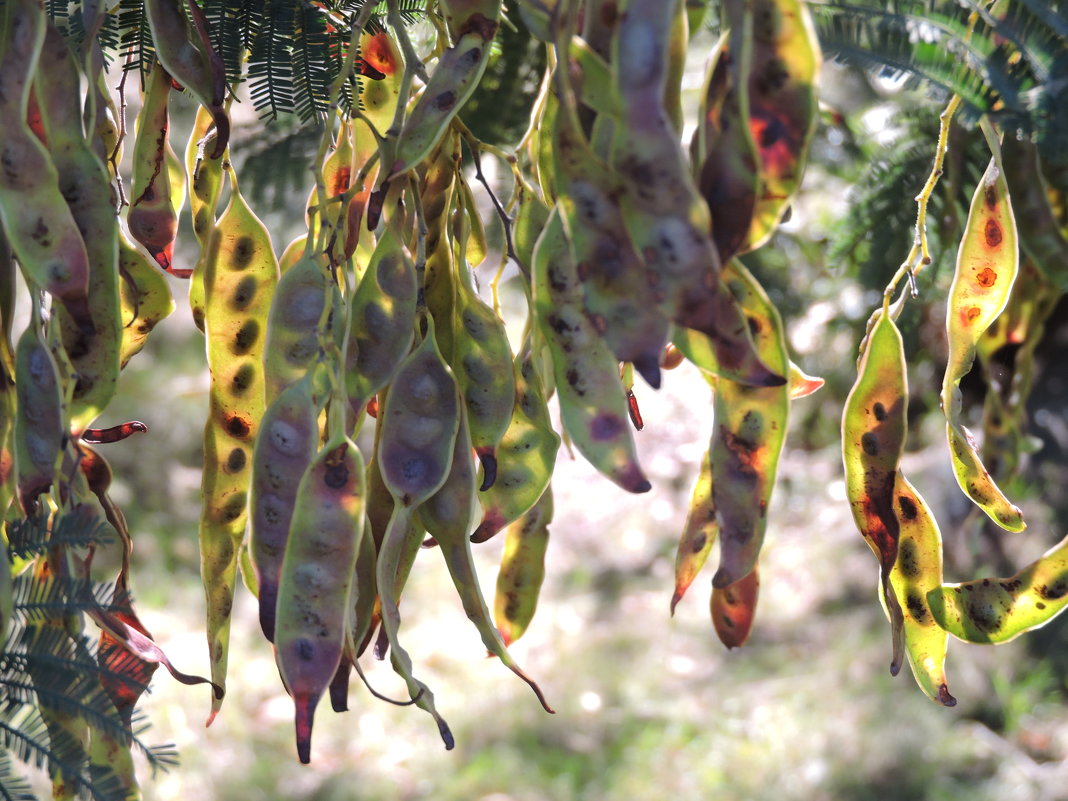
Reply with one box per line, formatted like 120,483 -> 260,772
34,24 -> 122,435
842,311 -> 907,674
890,473 -> 954,706
199,169 -> 279,723
472,343 -> 560,543
941,157 -> 1024,532
532,207 -> 650,494
671,451 -> 718,614
928,534 -> 1068,644
494,485 -> 552,646
418,409 -> 552,711
709,262 -> 790,590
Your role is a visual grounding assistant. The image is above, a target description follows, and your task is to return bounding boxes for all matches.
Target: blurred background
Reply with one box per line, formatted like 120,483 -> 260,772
26,10 -> 1068,801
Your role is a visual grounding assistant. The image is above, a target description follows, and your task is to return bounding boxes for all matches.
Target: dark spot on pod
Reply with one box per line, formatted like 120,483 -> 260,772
692,532 -> 707,553
590,412 -> 624,441
324,462 -> 349,490
458,12 -> 500,40
984,183 -> 998,210
401,456 -> 429,485
1040,580 -> 1068,600
938,684 -> 957,707
1037,601 -> 1047,610
192,307 -> 206,331
873,402 -> 887,421
860,432 -> 879,456
898,539 -> 920,578
231,236 -> 256,269
897,495 -> 918,521
1000,579 -> 1021,593
230,275 -> 258,311
976,267 -> 997,288
967,601 -> 1000,633
224,414 -> 252,439
231,319 -> 260,355
30,217 -> 52,247
225,448 -> 247,473
230,363 -> 256,396
434,90 -> 457,112
221,492 -> 247,522
906,592 -> 927,622
984,218 -> 1002,248
296,637 -> 316,661
566,368 -> 583,394
476,448 -> 497,491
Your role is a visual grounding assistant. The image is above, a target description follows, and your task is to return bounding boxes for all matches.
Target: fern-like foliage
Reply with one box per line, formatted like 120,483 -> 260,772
0,511 -> 176,801
810,1 -> 1068,151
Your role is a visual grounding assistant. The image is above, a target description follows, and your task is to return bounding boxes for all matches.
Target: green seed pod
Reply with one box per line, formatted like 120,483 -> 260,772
420,132 -> 462,362
34,24 -> 123,434
890,473 -> 955,706
386,1 -> 501,179
0,0 -> 92,332
418,409 -> 553,711
842,311 -> 908,675
671,450 -> 718,614
359,30 -> 404,139
128,61 -> 179,274
472,344 -> 560,543
144,0 -> 229,157
708,262 -> 790,590
14,323 -> 65,515
449,256 -> 515,490
928,533 -> 1068,645
199,169 -> 279,722
117,232 -> 175,368
605,0 -> 784,390
941,157 -> 1024,532
263,254 -> 337,404
345,227 -> 418,420
494,485 -> 552,646
550,80 -> 670,389
275,430 -> 366,764
185,105 -> 228,331
374,320 -> 461,747
249,369 -> 328,643
532,207 -> 650,494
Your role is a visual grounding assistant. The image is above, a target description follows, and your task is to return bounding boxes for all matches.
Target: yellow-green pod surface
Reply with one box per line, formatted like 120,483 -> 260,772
418,410 -> 552,712
494,485 -> 552,646
709,263 -> 790,590
842,311 -> 907,674
14,324 -> 64,515
928,533 -> 1068,644
387,2 -> 501,178
249,371 -> 327,643
128,61 -> 178,274
890,473 -> 955,706
472,346 -> 560,543
275,431 -> 366,764
359,30 -> 404,137
671,451 -> 718,614
345,227 -> 418,420
117,233 -> 175,368
941,157 -> 1024,532
420,133 -> 461,362
199,171 -> 279,722
0,0 -> 92,332
34,25 -> 122,434
186,105 -> 228,331
532,208 -> 650,494
727,0 -> 820,253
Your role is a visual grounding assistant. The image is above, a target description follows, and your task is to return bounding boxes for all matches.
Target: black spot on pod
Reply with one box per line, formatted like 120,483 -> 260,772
231,319 -> 260,355
226,448 -> 247,473
230,275 -> 258,311
897,495 -> 918,521
477,448 -> 497,492
231,236 -> 256,269
224,413 -> 252,439
984,219 -> 1002,248
231,363 -> 256,396
873,402 -> 887,421
860,432 -> 879,456
324,463 -> 349,489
